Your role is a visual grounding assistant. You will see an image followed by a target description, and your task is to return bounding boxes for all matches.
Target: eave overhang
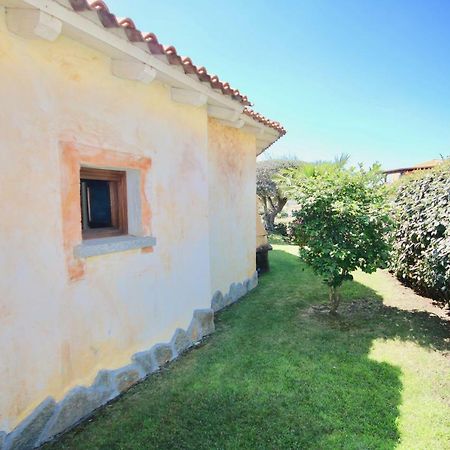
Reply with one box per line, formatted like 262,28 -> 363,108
0,0 -> 286,154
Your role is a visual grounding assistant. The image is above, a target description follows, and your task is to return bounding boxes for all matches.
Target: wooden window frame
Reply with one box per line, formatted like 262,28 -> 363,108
80,167 -> 128,240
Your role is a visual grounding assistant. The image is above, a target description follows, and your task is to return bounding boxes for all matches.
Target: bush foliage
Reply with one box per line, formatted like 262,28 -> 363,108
390,162 -> 450,307
273,222 -> 288,237
277,160 -> 393,312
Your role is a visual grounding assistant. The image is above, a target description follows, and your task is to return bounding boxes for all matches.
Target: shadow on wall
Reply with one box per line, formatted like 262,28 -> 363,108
38,248 -> 450,449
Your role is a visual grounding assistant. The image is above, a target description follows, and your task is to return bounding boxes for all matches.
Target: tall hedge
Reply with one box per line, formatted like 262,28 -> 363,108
391,162 -> 450,307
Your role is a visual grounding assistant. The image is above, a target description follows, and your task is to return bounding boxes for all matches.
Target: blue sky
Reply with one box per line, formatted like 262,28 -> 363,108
106,0 -> 450,169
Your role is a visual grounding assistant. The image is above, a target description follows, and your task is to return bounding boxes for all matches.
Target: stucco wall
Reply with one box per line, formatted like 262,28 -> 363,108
0,9 -> 217,431
208,118 -> 257,295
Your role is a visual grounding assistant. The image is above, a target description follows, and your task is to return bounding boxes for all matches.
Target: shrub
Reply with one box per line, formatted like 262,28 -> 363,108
390,162 -> 450,307
273,222 -> 288,237
277,160 -> 393,313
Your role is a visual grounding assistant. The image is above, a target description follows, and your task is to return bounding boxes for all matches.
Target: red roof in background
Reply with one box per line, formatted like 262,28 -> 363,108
67,1 -> 286,136
384,159 -> 443,175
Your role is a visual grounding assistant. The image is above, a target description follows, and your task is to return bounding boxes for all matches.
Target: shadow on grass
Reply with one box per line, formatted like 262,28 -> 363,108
45,249 -> 449,450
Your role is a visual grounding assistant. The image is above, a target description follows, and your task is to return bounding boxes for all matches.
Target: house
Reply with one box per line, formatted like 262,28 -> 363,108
383,159 -> 442,183
0,1 -> 285,448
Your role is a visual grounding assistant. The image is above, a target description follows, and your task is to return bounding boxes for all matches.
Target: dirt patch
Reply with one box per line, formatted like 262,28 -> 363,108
304,299 -> 385,318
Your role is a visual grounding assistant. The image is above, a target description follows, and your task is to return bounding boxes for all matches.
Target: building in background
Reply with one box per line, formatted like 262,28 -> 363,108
383,159 -> 443,183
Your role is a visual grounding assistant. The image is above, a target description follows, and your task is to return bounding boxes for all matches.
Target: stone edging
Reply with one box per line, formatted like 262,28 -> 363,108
0,271 -> 258,450
211,271 -> 258,313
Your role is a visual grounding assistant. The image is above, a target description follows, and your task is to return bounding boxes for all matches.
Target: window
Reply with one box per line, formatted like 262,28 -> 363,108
80,167 -> 128,239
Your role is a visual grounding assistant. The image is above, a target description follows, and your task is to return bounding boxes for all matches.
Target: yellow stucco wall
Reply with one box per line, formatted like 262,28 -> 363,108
208,118 -> 257,295
0,8 -> 257,432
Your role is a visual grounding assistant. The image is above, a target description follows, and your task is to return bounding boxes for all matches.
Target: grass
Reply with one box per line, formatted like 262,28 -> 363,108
268,233 -> 287,245
46,244 -> 449,450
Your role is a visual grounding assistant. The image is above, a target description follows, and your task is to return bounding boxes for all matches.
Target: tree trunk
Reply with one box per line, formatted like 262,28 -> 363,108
264,210 -> 278,232
260,195 -> 288,232
329,286 -> 341,314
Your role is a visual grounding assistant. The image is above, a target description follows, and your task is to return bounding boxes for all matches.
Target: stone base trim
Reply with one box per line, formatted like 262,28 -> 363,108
1,272 -> 258,450
211,271 -> 258,312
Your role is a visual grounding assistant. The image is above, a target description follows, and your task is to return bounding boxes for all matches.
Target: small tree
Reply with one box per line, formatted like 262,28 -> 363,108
257,159 -> 299,232
277,160 -> 393,313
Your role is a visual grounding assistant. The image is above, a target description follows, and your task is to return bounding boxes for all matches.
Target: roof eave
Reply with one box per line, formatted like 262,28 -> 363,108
1,0 -> 285,150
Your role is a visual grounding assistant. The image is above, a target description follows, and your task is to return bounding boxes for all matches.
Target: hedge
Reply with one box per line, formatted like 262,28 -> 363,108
390,161 -> 450,307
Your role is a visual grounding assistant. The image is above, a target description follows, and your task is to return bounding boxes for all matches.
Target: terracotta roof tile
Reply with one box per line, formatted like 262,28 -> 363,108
117,17 -> 136,30
142,33 -> 165,54
65,0 -> 284,136
244,108 -> 286,136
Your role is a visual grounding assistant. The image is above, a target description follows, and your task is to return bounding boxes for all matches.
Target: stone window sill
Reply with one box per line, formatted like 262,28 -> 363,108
74,235 -> 156,258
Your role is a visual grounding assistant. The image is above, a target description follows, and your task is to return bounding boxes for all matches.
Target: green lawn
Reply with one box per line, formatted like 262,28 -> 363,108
46,244 -> 449,450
